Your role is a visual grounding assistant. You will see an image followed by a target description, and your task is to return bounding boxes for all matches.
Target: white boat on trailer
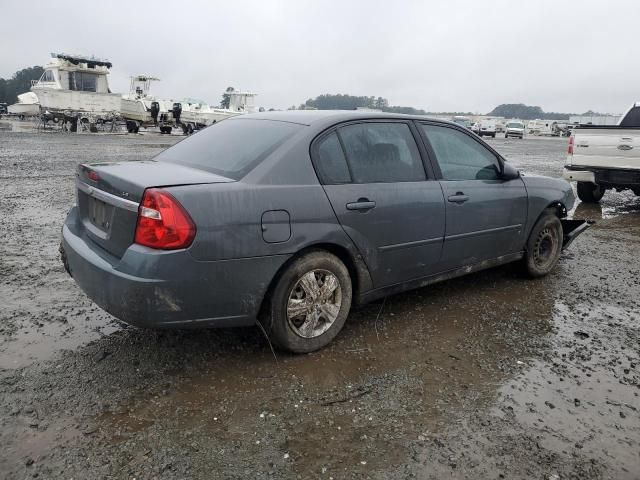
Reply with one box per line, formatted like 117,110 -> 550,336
120,75 -> 176,134
177,90 -> 257,134
7,92 -> 40,117
29,53 -> 121,131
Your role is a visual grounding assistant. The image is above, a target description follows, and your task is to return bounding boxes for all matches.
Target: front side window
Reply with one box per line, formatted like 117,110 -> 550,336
338,122 -> 425,183
420,124 -> 500,181
313,132 -> 351,184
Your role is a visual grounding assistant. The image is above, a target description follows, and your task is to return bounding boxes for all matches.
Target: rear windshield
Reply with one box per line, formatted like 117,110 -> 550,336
507,123 -> 523,128
155,118 -> 302,179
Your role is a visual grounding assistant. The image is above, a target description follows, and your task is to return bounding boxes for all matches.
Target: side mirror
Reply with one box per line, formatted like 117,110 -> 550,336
500,161 -> 520,180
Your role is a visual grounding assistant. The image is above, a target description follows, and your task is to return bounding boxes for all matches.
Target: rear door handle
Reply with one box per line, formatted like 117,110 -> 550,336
447,192 -> 469,204
346,199 -> 376,211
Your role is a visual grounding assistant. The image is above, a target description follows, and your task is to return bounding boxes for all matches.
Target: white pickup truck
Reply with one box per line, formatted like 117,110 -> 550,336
564,102 -> 640,202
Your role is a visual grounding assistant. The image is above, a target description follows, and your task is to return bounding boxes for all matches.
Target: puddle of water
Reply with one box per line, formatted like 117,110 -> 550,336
0,318 -> 120,369
492,301 -> 640,476
0,416 -> 81,470
0,280 -> 121,369
572,196 -> 640,221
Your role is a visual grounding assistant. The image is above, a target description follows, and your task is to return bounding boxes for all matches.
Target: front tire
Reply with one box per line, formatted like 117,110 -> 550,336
524,212 -> 563,278
264,251 -> 352,353
577,181 -> 605,203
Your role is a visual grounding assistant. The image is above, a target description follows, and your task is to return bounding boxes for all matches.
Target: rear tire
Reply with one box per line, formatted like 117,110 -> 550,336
264,251 -> 352,353
524,212 -> 563,278
577,181 -> 605,203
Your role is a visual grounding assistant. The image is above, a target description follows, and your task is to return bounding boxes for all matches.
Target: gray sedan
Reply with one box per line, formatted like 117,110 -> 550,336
60,111 -> 589,352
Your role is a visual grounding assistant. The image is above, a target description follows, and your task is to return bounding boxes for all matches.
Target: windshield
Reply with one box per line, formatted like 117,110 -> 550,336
155,119 -> 302,179
507,123 -> 524,128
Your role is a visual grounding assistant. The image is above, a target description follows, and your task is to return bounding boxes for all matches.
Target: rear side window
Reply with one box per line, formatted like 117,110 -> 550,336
155,119 -> 302,179
338,123 -> 426,183
420,124 -> 500,181
313,132 -> 351,184
620,107 -> 640,127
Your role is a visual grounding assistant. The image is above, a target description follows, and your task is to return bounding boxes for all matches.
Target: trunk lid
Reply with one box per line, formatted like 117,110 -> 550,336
76,160 -> 233,258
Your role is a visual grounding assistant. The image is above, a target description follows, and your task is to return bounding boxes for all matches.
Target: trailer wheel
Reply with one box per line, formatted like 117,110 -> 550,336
577,182 -> 605,203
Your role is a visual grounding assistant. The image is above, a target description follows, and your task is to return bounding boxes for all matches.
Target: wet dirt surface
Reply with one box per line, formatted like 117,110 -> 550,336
1,132 -> 639,479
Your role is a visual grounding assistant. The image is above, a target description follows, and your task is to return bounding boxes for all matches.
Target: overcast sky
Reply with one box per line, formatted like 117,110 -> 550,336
1,0 -> 638,114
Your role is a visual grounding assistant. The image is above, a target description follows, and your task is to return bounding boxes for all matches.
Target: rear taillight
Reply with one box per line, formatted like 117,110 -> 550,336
567,136 -> 574,155
134,188 -> 196,250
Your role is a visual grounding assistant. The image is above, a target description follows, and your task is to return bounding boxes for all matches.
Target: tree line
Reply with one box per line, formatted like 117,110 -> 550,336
487,103 -> 577,120
0,66 -> 44,104
296,93 -> 427,115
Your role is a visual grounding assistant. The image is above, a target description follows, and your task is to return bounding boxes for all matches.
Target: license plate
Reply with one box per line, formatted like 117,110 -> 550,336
89,197 -> 111,231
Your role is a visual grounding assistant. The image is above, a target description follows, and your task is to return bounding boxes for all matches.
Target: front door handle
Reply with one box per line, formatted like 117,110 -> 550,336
346,198 -> 376,211
447,192 -> 469,204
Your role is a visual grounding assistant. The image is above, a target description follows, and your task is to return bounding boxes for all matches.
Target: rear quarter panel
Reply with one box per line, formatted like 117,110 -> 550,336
169,181 -> 353,261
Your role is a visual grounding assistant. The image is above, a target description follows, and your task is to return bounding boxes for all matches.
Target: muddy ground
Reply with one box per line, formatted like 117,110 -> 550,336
0,131 -> 638,479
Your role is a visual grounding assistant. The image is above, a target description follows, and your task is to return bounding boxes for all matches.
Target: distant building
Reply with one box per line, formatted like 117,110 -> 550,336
355,107 -> 382,112
569,114 -> 620,126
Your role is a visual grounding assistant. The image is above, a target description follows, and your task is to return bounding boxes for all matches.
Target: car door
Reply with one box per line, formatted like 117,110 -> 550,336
418,123 -> 527,271
312,121 -> 446,287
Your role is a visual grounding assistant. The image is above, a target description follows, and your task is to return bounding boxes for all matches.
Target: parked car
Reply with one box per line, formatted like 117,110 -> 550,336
478,119 -> 497,138
564,101 -> 640,202
505,121 -> 526,139
452,116 -> 472,129
470,122 -> 481,134
60,111 -> 589,353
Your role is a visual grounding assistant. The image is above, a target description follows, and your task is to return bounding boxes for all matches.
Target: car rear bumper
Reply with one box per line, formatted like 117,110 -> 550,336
61,207 -> 290,328
564,166 -> 640,187
563,168 -> 595,183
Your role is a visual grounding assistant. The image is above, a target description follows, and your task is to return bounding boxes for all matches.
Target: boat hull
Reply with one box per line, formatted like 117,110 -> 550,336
8,103 -> 40,115
180,109 -> 239,126
120,98 -> 152,123
33,88 -> 121,116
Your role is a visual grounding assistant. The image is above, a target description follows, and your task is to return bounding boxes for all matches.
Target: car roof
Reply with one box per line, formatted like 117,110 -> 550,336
232,110 -> 449,127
